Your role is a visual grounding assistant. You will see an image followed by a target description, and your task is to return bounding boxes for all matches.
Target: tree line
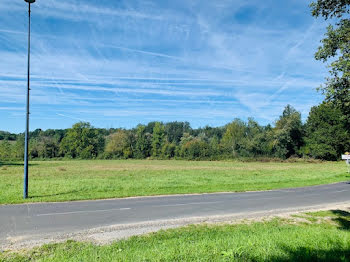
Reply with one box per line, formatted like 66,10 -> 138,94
0,103 -> 349,161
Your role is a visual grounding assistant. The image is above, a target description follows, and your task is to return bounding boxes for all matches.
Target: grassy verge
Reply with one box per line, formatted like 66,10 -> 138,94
1,210 -> 350,261
0,160 -> 349,204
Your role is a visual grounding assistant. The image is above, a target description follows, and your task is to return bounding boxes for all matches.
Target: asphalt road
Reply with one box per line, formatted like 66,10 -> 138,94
1,182 -> 350,249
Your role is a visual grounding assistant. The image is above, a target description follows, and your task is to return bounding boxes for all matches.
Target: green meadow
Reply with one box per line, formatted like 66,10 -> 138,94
0,159 -> 349,205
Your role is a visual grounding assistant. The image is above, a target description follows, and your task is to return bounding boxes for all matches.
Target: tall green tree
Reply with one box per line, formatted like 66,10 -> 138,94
303,102 -> 349,160
135,125 -> 151,159
105,130 -> 133,159
310,0 -> 350,120
221,119 -> 246,157
273,105 -> 304,159
161,142 -> 176,159
151,122 -> 165,157
244,118 -> 273,157
60,122 -> 104,159
164,121 -> 191,144
178,137 -> 210,160
30,136 -> 59,159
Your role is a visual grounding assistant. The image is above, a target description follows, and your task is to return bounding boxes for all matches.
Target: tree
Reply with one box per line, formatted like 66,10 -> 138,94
178,138 -> 210,160
161,142 -> 176,159
30,136 -> 59,159
208,136 -> 222,159
135,125 -> 151,159
273,105 -> 304,158
310,0 -> 350,120
42,129 -> 66,144
303,102 -> 349,160
60,122 -> 104,159
105,130 -> 132,158
13,135 -> 25,159
221,119 -> 246,157
0,141 -> 13,160
151,122 -> 165,157
0,131 -> 17,141
145,121 -> 157,134
244,118 -> 273,157
164,121 -> 191,144
193,126 -> 224,141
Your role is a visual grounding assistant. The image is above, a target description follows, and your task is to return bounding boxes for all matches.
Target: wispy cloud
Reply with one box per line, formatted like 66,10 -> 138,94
0,0 -> 326,132
56,113 -> 88,122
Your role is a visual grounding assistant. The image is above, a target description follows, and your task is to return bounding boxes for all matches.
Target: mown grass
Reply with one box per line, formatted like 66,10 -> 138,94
1,210 -> 350,261
0,160 -> 349,204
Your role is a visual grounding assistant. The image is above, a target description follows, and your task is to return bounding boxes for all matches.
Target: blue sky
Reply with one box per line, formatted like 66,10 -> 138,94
0,0 -> 328,133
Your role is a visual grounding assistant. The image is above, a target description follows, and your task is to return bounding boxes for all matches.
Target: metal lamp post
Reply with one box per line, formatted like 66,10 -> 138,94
24,0 -> 35,199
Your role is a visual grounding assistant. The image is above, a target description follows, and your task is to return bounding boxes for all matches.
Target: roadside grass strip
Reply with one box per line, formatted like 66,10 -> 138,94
1,209 -> 350,261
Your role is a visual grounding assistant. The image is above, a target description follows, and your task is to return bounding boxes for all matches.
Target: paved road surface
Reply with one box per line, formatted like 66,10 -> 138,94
1,182 -> 350,249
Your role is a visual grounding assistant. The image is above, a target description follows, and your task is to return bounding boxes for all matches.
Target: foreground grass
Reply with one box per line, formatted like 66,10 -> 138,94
0,160 -> 349,204
2,210 -> 350,261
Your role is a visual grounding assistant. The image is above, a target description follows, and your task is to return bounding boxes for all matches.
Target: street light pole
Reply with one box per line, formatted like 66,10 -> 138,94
24,0 -> 35,199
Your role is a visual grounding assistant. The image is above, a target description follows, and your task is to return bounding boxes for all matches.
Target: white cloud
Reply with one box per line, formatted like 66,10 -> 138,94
0,0 -> 328,132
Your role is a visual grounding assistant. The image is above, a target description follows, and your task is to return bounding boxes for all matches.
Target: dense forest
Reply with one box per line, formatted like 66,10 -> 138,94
0,103 -> 349,161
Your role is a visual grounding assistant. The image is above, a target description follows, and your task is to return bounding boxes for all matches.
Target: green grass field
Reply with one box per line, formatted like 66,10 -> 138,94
2,210 -> 350,261
0,160 -> 349,205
